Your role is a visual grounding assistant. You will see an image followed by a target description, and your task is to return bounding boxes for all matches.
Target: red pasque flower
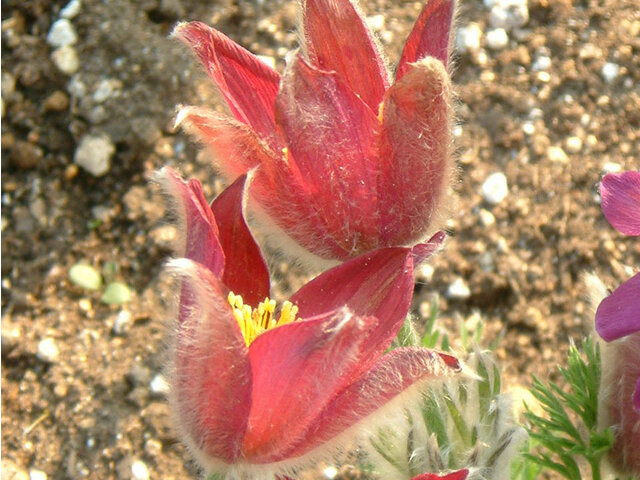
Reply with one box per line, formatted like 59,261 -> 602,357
411,469 -> 470,480
596,170 -> 640,476
172,0 -> 455,264
157,167 -> 460,477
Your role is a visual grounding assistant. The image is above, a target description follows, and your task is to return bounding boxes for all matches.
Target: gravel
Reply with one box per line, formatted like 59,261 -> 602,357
481,172 -> 509,205
74,133 -> 116,177
46,19 -> 78,48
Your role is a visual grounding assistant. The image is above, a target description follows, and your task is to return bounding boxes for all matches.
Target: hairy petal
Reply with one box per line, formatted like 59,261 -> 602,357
412,231 -> 446,264
242,309 -> 376,462
397,0 -> 455,80
156,167 -> 224,276
601,171 -> 640,236
283,347 -> 461,457
411,470 -> 470,480
302,0 -> 389,110
274,55 -> 381,256
168,259 -> 251,463
175,106 -> 279,180
378,57 -> 453,245
290,246 -> 417,367
172,21 -> 281,145
210,175 -> 270,306
596,272 -> 640,341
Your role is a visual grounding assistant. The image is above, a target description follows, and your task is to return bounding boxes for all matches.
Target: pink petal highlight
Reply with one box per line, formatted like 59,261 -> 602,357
169,259 -> 251,463
283,347 -> 461,457
176,106 -> 278,180
302,0 -> 389,110
601,171 -> 640,236
157,167 -> 224,276
290,247 -> 416,365
242,309 -> 376,461
172,22 -> 281,144
210,175 -> 270,306
274,55 -> 381,256
378,57 -> 453,246
397,0 -> 455,80
595,272 -> 640,341
411,470 -> 470,480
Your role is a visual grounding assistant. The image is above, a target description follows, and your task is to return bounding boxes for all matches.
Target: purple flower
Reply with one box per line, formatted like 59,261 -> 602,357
595,170 -> 640,476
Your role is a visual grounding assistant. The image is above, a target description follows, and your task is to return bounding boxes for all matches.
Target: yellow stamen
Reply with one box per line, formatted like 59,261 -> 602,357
227,291 -> 299,346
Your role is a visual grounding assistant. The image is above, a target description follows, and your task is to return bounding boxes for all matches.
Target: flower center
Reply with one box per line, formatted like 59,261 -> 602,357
227,292 -> 299,346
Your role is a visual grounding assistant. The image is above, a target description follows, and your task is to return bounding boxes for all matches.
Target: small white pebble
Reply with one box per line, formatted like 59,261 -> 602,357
478,208 -> 496,227
489,0 -> 529,30
130,460 -> 149,480
486,28 -> 509,50
112,310 -> 133,335
36,338 -> 59,363
565,136 -> 582,153
74,133 -> 115,177
601,62 -> 620,83
456,23 -> 482,54
416,263 -> 435,283
60,0 -> 82,19
150,374 -> 170,395
482,172 -> 509,205
51,46 -> 79,75
522,121 -> 535,135
547,145 -> 569,164
29,469 -> 47,480
447,277 -> 471,300
93,79 -> 120,103
47,19 -> 77,48
602,162 -> 622,173
532,55 -> 551,71
256,55 -> 276,70
536,71 -> 551,83
323,466 -> 339,479
365,14 -> 385,31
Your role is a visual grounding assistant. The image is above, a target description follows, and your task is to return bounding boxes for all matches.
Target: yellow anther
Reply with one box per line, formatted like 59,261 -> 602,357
227,292 -> 299,346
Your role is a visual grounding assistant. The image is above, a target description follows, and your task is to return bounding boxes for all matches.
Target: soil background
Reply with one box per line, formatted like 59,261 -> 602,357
2,0 -> 639,479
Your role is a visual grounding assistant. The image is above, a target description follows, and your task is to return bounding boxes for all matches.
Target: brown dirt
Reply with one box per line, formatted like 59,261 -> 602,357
2,0 -> 639,478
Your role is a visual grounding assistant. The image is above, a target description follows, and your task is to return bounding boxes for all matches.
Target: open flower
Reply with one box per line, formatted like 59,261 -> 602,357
596,170 -> 640,476
172,0 -> 455,264
157,167 -> 460,477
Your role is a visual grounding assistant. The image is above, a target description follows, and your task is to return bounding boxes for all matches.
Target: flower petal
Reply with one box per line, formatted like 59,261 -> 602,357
302,0 -> 389,110
176,106 -> 278,180
210,174 -> 270,307
595,272 -> 640,341
412,231 -> 446,264
172,21 -> 281,144
156,167 -> 224,276
241,308 -> 377,461
634,377 -> 640,412
601,171 -> 640,236
290,246 -> 417,365
274,55 -> 381,256
397,0 -> 455,80
377,57 -> 453,246
411,470 -> 470,480
167,258 -> 251,463
282,347 -> 461,458
599,332 -> 640,474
